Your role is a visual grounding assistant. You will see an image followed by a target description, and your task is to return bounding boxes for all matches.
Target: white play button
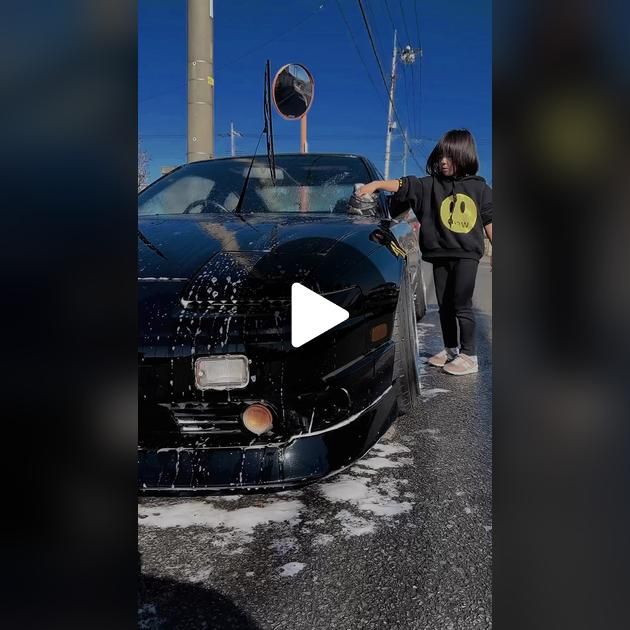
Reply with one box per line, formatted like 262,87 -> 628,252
291,283 -> 349,348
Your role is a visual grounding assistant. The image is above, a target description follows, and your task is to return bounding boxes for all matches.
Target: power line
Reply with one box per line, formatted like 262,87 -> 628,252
142,131 -> 491,143
140,2 -> 326,104
409,53 -> 419,141
398,0 -> 422,143
141,132 -> 404,140
397,0 -> 413,50
356,0 -> 424,173
413,0 -> 423,138
384,1 -> 416,165
334,0 -> 386,109
398,65 -> 413,161
215,2 -> 326,73
384,0 -> 397,31
413,0 -> 422,50
387,2 -> 412,142
364,0 -> 388,80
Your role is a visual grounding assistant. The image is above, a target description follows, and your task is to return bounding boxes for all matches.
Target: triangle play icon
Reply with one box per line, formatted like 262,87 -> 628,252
291,283 -> 349,348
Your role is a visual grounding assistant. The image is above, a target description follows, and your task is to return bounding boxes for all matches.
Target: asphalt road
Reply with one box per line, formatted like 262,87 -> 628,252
138,256 -> 492,630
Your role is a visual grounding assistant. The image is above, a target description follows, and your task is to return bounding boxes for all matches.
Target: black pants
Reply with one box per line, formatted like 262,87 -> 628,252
432,258 -> 479,355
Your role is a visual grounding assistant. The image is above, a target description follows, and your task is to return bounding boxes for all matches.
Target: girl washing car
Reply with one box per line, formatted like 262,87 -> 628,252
357,129 -> 492,375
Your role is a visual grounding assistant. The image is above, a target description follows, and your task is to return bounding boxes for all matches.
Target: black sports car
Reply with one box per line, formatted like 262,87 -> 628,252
138,153 -> 421,493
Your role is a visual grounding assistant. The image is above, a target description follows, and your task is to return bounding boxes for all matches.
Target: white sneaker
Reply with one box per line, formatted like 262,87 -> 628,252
427,347 -> 459,368
442,353 -> 478,375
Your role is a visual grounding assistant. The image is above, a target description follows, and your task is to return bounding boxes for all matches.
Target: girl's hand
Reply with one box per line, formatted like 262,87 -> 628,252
356,183 -> 377,197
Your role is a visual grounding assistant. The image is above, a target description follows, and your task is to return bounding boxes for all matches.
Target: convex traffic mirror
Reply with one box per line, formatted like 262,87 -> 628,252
272,63 -> 314,120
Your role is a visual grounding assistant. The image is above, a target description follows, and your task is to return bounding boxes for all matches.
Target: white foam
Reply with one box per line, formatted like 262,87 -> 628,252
334,509 -> 375,536
279,562 -> 305,577
319,476 -> 370,501
421,387 -> 450,400
312,533 -> 334,547
319,474 -> 413,518
371,443 -> 411,457
351,466 -> 377,475
355,456 -> 405,470
138,499 -> 304,546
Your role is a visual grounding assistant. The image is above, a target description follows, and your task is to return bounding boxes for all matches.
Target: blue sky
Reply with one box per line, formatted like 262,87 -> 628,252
139,0 -> 491,184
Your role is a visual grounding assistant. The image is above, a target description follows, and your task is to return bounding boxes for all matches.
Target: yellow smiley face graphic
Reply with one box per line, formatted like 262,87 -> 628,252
439,193 -> 478,234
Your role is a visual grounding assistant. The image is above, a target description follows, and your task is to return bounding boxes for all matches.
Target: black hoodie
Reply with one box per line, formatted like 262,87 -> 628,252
390,175 -> 492,261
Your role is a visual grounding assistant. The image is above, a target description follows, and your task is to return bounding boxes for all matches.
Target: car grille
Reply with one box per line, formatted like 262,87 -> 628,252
181,297 -> 290,315
164,403 -> 244,435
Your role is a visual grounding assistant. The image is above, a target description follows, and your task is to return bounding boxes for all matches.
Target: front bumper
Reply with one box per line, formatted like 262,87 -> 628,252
138,385 -> 397,494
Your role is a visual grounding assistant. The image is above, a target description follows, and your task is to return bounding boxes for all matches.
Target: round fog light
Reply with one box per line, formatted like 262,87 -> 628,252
242,404 -> 273,435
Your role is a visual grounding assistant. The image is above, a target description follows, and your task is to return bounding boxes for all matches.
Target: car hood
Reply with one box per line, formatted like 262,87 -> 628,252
138,213 -> 382,288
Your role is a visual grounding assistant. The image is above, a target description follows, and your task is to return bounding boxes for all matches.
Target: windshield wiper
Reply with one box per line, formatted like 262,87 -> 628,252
233,60 -> 275,223
138,228 -> 167,259
264,59 -> 277,187
233,133 -> 263,216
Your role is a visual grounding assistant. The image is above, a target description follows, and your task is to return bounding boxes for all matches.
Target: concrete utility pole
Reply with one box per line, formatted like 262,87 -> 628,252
219,122 -> 242,157
384,35 -> 422,179
230,122 -> 236,157
187,0 -> 215,162
383,30 -> 398,180
228,121 -> 243,157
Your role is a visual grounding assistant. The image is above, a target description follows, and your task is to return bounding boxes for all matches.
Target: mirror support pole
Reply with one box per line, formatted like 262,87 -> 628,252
299,114 -> 308,211
300,115 -> 308,154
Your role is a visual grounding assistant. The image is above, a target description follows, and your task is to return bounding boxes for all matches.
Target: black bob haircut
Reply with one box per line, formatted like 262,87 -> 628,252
426,129 -> 480,177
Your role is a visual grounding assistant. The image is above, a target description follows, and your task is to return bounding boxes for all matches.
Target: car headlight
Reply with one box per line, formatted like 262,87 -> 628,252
194,355 -> 249,390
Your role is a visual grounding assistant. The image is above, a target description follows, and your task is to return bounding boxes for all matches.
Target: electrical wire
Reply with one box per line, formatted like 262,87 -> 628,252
364,0 -> 388,80
409,54 -> 419,141
384,0 -> 397,31
140,2 -> 326,104
356,0 -> 424,172
401,63 -> 413,148
384,1 -> 415,161
397,0 -> 413,53
334,0 -> 386,109
216,3 -> 326,73
413,0 -> 423,139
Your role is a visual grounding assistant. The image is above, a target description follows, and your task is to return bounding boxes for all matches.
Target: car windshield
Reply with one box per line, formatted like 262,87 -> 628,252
138,155 -> 374,216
